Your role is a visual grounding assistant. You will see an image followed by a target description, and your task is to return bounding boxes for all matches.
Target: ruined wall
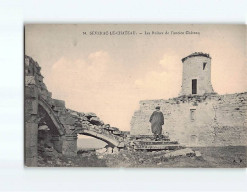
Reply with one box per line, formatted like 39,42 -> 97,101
131,93 -> 247,147
25,55 -> 128,166
25,56 -> 45,166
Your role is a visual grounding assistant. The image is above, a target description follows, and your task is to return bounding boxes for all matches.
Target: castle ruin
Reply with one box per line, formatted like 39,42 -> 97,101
25,53 -> 247,167
130,52 -> 247,147
24,56 -> 126,166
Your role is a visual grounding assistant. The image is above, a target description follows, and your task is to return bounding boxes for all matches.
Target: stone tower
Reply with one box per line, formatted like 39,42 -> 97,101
179,52 -> 214,96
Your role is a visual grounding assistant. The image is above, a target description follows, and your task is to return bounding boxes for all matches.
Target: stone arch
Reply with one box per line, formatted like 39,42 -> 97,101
75,129 -> 124,148
37,98 -> 77,157
38,98 -> 65,136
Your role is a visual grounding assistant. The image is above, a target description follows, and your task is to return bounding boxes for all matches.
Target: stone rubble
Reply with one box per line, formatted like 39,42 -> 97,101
26,53 -> 205,168
164,148 -> 196,158
25,55 -> 129,166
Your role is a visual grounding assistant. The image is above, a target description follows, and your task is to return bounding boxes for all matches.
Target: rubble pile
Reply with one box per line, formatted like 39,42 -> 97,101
66,108 -> 129,141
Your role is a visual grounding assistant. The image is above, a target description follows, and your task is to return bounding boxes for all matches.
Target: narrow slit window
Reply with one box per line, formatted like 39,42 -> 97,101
190,109 -> 196,121
192,79 -> 197,94
203,62 -> 207,70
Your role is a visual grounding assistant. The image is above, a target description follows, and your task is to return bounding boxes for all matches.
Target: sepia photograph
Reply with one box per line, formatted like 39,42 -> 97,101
24,24 -> 246,168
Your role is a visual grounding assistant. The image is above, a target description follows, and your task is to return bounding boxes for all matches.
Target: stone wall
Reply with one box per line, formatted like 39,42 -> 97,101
131,93 -> 247,147
25,56 -> 42,166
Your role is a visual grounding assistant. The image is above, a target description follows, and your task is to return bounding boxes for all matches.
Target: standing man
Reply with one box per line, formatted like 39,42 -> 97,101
149,106 -> 164,141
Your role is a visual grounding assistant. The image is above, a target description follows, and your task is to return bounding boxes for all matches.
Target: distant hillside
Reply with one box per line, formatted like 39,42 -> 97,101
77,138 -> 107,149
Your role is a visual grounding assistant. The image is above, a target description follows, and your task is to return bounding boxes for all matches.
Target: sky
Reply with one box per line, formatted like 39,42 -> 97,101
25,24 -> 246,131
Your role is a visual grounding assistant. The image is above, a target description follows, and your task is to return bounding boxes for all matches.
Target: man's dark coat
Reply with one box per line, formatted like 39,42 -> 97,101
149,111 -> 164,135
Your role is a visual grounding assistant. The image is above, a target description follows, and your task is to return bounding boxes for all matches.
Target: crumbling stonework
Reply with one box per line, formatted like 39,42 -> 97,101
131,93 -> 247,146
25,55 -> 127,166
131,52 -> 247,147
25,52 -> 247,167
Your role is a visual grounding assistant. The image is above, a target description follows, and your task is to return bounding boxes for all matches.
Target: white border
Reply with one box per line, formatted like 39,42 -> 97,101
0,0 -> 246,192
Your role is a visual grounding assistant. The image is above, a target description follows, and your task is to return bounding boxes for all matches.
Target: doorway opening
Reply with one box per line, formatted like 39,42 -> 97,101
192,79 -> 197,94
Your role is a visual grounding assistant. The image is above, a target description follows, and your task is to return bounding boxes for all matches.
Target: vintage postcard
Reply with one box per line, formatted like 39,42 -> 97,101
24,24 -> 247,167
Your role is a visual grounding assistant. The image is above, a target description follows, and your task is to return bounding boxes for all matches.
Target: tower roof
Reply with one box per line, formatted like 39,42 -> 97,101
181,52 -> 211,63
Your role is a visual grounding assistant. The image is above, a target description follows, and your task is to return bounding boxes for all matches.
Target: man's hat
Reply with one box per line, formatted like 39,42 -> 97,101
155,106 -> 160,109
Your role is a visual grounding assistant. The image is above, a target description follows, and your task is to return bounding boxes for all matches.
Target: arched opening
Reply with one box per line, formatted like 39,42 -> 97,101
37,102 -> 64,161
77,134 -> 107,153
38,98 -> 65,136
38,104 -> 61,135
76,130 -> 124,157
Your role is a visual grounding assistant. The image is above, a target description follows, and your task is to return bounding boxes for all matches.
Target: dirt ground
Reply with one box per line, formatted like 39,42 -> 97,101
38,146 -> 246,168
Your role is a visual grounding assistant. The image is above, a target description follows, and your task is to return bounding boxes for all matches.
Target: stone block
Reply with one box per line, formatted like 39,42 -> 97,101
117,142 -> 125,148
25,114 -> 39,123
164,148 -> 195,158
79,112 -> 85,116
68,110 -> 80,118
90,117 -> 104,126
107,147 -> 113,154
81,120 -> 90,125
52,106 -> 65,112
52,99 -> 65,108
25,122 -> 38,147
112,147 -> 119,154
25,99 -> 38,115
85,112 -> 97,119
81,116 -> 89,121
103,124 -> 110,129
52,136 -> 63,153
81,124 -> 89,130
25,86 -> 38,98
64,125 -> 75,133
195,151 -> 202,157
25,122 -> 38,167
112,131 -> 121,135
62,135 -> 77,157
96,148 -> 107,154
25,76 -> 36,86
59,116 -> 76,125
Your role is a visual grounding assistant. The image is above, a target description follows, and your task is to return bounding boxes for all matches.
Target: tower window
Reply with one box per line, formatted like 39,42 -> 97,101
203,62 -> 207,70
190,109 -> 196,121
192,79 -> 197,94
